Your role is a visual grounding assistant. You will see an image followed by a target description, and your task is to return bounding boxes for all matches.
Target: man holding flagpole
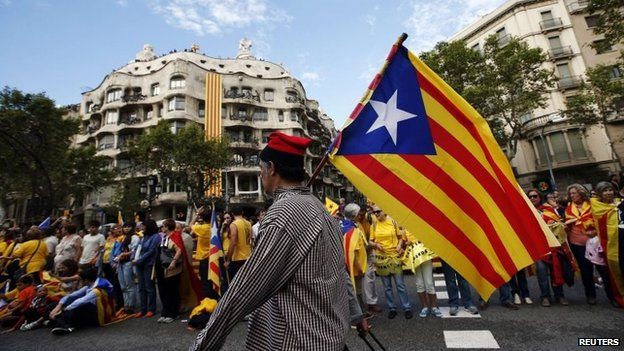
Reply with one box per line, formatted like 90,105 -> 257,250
190,132 -> 350,351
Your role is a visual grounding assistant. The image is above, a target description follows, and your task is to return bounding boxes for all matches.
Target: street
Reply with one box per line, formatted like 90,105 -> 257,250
2,272 -> 622,351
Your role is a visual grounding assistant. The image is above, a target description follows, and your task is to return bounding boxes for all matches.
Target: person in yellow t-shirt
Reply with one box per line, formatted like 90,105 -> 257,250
12,226 -> 48,281
225,207 -> 252,280
369,206 -> 412,319
191,207 -> 214,298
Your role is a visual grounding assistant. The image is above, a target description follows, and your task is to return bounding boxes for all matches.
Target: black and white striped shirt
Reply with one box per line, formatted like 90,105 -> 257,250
190,186 -> 349,350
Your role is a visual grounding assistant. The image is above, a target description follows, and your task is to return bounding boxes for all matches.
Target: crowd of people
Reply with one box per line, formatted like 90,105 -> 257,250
0,178 -> 622,341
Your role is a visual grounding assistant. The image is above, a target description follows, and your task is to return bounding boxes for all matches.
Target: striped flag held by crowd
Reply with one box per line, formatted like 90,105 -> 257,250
328,33 -> 556,299
208,206 -> 223,296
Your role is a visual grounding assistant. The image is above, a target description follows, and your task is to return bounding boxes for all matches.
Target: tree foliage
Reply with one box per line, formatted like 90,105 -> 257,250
130,119 -> 231,208
587,0 -> 624,57
0,87 -> 114,220
420,36 -> 555,158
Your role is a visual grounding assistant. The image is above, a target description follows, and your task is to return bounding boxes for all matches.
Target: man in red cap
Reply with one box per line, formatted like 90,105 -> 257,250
190,132 -> 351,350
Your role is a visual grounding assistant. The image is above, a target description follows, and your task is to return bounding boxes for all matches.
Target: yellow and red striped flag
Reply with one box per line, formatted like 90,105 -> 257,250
325,197 -> 340,216
205,72 -> 223,198
328,34 -> 555,299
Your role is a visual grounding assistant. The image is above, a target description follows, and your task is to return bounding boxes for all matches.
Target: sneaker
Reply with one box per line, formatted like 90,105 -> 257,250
145,311 -> 155,318
466,305 -> 479,314
502,301 -> 519,310
449,306 -> 459,316
513,293 -> 521,305
162,317 -> 175,323
419,307 -> 429,318
388,310 -> 397,319
524,297 -> 533,305
431,307 -> 443,317
405,310 -> 413,319
557,297 -> 569,306
20,320 -> 41,331
479,300 -> 489,310
51,327 -> 74,336
541,298 -> 551,307
157,317 -> 166,323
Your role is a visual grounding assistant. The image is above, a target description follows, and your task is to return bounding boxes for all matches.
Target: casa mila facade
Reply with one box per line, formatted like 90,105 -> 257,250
75,40 -> 355,220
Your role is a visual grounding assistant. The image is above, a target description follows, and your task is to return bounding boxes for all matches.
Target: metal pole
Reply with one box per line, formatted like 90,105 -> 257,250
539,122 -> 556,191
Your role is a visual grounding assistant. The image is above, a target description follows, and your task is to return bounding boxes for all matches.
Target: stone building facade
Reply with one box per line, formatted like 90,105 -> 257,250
450,0 -> 623,191
74,41 -> 353,221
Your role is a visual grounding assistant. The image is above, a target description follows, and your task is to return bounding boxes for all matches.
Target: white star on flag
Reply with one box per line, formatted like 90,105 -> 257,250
366,90 -> 417,145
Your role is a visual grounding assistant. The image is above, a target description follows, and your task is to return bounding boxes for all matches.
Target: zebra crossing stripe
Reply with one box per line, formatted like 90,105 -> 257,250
443,330 -> 499,349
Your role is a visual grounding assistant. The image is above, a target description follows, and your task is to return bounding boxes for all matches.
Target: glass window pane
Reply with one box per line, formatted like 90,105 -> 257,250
534,138 -> 548,165
567,130 -> 587,158
550,133 -> 569,162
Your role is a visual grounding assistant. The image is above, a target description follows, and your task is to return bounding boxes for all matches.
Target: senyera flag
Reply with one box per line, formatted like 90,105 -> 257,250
208,206 -> 223,296
328,33 -> 556,299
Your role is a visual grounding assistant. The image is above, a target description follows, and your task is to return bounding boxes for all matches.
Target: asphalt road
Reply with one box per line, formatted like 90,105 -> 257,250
2,273 -> 623,351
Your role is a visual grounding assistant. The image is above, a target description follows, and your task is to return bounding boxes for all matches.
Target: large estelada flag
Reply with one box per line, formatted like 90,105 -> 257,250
325,197 -> 340,216
329,34 -> 555,299
208,206 -> 223,296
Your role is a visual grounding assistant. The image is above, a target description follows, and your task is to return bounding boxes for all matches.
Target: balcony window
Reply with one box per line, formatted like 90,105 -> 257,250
170,121 -> 185,134
567,130 -> 587,158
146,106 -> 153,120
157,103 -> 163,117
117,159 -> 131,170
471,43 -> 480,52
261,130 -> 273,143
168,96 -> 185,111
585,15 -> 599,28
222,106 -> 227,119
151,83 -> 160,96
278,110 -> 284,122
170,76 -> 186,89
550,132 -> 570,162
264,89 -> 274,101
98,135 -> 114,150
594,39 -> 613,54
253,108 -> 268,121
106,89 -> 122,103
198,100 -> 205,117
286,90 -> 300,103
241,87 -> 252,99
238,174 -> 259,192
105,110 -> 118,125
290,111 -> 300,122
85,102 -> 93,114
610,65 -> 623,79
237,108 -> 248,120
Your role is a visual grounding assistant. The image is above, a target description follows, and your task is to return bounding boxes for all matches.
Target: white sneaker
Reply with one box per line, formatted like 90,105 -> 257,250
513,293 -> 521,305
157,317 -> 166,323
524,297 -> 533,305
162,317 -> 174,323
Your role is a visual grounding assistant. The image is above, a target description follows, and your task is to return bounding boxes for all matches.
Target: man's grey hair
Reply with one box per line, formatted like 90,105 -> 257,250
343,203 -> 361,220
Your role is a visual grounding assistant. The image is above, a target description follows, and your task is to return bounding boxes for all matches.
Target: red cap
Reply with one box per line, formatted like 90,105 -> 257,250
266,132 -> 311,155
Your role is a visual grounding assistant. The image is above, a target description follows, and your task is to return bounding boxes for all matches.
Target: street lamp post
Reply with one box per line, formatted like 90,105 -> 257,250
538,120 -> 557,191
140,175 -> 161,218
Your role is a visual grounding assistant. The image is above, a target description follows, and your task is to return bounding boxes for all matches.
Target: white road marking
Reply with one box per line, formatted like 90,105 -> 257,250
443,330 -> 500,349
435,280 -> 446,287
436,291 -> 449,299
437,306 -> 481,319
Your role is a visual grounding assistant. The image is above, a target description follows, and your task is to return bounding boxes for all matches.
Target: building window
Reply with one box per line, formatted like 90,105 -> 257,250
286,90 -> 300,103
85,102 -> 93,114
253,108 -> 268,121
556,63 -> 572,78
170,76 -> 186,89
198,100 -> 205,117
261,130 -> 273,143
593,39 -> 613,54
168,96 -> 185,111
567,130 -> 587,158
106,89 -> 122,103
548,36 -> 562,49
237,108 -> 248,120
151,83 -> 160,96
238,174 -> 259,192
278,110 -> 284,122
105,110 -> 118,124
146,106 -> 154,120
549,132 -> 570,162
609,65 -> 623,79
264,89 -> 274,101
157,103 -> 163,117
471,43 -> 480,52
221,106 -> 227,119
117,159 -> 131,171
98,135 -> 114,150
585,15 -> 599,28
170,121 -> 185,134
290,110 -> 300,122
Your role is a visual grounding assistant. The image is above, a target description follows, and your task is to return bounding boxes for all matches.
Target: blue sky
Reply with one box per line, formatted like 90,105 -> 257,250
0,0 -> 505,128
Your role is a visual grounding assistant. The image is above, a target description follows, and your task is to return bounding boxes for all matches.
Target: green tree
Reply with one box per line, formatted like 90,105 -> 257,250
565,64 -> 624,164
0,87 -> 114,221
130,120 -> 231,216
587,0 -> 624,58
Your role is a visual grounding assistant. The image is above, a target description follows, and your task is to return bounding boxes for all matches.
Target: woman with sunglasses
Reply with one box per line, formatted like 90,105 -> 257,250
528,189 -> 573,307
369,206 -> 413,319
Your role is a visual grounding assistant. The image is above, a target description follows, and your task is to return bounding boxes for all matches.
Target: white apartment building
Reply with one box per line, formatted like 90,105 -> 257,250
450,0 -> 623,190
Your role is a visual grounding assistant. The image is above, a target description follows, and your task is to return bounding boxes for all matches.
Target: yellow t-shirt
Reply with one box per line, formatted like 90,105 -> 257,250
231,218 -> 252,261
370,219 -> 400,253
102,237 -> 117,263
12,239 -> 48,274
0,240 -> 7,256
2,241 -> 15,259
192,223 -> 212,260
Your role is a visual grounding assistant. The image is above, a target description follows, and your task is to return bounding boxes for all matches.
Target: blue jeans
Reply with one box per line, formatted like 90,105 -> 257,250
536,259 -> 563,299
137,264 -> 156,314
380,273 -> 411,311
499,282 -> 512,304
509,269 -> 530,298
441,260 -> 475,308
117,261 -> 139,311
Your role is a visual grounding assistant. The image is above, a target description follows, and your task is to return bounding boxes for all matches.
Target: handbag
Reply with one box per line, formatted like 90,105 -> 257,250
13,239 -> 42,281
159,237 -> 180,269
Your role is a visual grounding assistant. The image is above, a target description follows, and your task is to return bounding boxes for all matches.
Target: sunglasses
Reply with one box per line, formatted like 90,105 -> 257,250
528,194 -> 539,199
